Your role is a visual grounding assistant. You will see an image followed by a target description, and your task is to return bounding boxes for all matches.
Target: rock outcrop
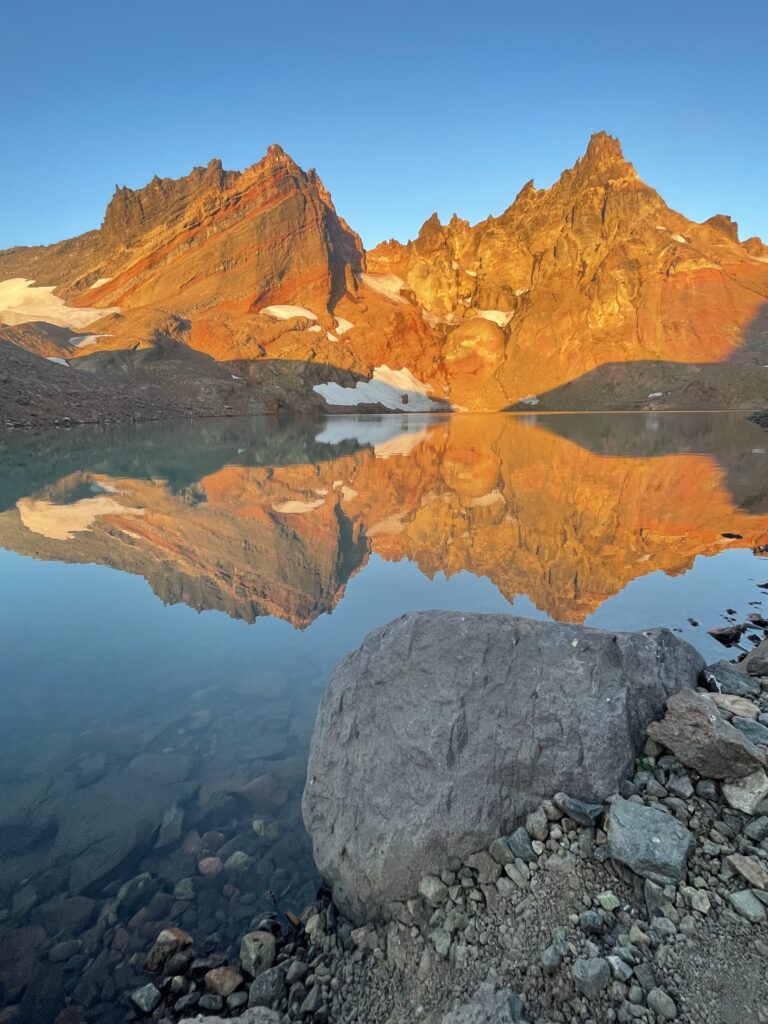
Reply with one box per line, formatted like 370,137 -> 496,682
302,611 -> 704,921
2,133 -> 768,418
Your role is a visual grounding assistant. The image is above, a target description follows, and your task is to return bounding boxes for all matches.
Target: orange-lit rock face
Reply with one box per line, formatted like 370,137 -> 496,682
2,416 -> 767,627
368,133 -> 768,406
3,133 -> 767,410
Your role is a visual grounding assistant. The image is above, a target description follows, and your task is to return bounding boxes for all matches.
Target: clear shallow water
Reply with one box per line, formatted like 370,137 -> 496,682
1,411 -> 768,1020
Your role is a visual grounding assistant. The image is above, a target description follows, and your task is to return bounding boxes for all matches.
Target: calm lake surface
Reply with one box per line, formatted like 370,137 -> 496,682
1,411 -> 768,1020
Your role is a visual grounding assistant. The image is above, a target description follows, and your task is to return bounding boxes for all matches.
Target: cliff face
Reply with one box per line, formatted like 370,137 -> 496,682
1,415 -> 767,628
1,134 -> 767,409
368,133 -> 768,409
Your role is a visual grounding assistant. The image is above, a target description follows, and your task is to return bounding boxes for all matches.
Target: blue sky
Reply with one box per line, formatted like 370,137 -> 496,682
1,0 -> 766,251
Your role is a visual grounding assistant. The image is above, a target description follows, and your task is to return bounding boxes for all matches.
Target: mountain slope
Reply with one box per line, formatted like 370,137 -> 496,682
368,133 -> 768,409
1,134 -> 767,415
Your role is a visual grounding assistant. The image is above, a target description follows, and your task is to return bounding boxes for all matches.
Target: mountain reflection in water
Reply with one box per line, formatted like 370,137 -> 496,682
2,412 -> 767,629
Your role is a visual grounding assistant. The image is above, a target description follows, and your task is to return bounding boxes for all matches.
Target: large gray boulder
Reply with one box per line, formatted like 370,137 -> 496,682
302,612 -> 703,921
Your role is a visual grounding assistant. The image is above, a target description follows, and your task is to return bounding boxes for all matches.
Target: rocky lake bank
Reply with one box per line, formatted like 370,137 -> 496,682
5,610 -> 768,1024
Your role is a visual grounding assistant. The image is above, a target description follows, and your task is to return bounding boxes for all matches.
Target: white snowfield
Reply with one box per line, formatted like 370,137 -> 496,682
0,278 -> 118,328
475,309 -> 513,327
360,273 -> 407,303
313,365 -> 436,412
259,304 -> 318,321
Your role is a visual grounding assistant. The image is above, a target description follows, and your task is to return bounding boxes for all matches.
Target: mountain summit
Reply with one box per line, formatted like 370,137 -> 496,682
1,135 -> 767,413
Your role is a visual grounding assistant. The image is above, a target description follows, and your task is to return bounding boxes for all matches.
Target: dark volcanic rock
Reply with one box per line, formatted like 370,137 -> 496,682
647,690 -> 765,779
302,611 -> 703,921
704,660 -> 761,698
606,798 -> 694,884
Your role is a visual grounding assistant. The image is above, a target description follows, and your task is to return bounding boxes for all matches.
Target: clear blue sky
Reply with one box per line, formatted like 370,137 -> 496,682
1,0 -> 766,251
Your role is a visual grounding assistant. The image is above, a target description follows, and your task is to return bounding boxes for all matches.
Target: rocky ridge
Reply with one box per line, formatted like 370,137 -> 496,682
2,134 -> 768,421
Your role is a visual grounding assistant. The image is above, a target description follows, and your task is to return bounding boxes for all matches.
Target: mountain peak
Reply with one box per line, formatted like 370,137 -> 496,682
570,131 -> 636,185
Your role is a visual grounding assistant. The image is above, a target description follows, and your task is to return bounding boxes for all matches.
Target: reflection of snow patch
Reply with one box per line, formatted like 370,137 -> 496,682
451,260 -> 459,270
307,324 -> 322,333
648,392 -> 663,399
514,287 -> 529,296
259,304 -> 317,321
89,277 -> 112,289
17,495 -> 144,541
465,269 -> 477,278
46,357 -> 70,366
520,395 -> 539,406
476,309 -> 513,327
374,428 -> 431,459
367,512 -> 407,537
326,333 -> 338,342
316,416 -> 429,447
335,318 -> 354,335
231,374 -> 243,380
271,499 -> 325,514
0,278 -> 119,328
341,486 -> 358,502
361,273 -> 406,303
314,365 -> 436,412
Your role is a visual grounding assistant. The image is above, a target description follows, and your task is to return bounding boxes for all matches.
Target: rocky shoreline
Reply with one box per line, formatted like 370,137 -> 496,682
111,626 -> 768,1024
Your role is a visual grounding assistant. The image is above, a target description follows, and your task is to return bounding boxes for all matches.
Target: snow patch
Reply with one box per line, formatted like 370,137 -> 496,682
314,365 -> 436,412
520,395 -> 539,406
46,357 -> 70,367
451,260 -> 459,270
0,278 -> 119,329
648,392 -> 663,399
259,304 -> 317,321
307,324 -> 323,333
476,309 -> 513,327
361,273 -> 406,303
341,486 -> 358,502
89,277 -> 112,289
231,374 -> 243,380
271,499 -> 325,514
71,333 -> 110,348
670,234 -> 687,244
468,489 -> 504,508
326,333 -> 338,342
465,269 -> 477,278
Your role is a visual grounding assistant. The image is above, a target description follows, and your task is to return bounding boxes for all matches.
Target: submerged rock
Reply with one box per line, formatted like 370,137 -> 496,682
302,611 -> 703,921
